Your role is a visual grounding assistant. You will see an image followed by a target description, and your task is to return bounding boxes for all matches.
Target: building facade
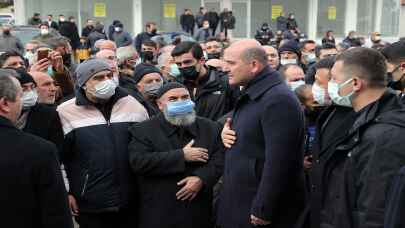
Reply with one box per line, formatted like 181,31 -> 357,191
14,0 -> 403,40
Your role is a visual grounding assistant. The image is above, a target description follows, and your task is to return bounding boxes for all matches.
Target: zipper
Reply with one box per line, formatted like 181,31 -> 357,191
81,173 -> 89,197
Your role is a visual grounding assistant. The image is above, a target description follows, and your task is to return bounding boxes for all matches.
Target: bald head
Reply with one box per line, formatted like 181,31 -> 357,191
227,39 -> 262,56
96,49 -> 118,75
30,71 -> 57,104
223,39 -> 267,86
99,40 -> 117,52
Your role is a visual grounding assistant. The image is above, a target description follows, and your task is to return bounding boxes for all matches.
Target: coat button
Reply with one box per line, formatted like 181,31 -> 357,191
354,138 -> 359,142
316,159 -> 320,164
312,185 -> 316,189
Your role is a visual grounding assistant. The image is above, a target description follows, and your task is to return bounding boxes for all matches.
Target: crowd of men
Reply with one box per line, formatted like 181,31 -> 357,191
1,9 -> 405,228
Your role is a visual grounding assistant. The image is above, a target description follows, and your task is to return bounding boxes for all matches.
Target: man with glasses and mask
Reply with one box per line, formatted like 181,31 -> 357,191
381,41 -> 405,104
171,41 -> 239,121
128,82 -> 224,228
57,59 -> 149,228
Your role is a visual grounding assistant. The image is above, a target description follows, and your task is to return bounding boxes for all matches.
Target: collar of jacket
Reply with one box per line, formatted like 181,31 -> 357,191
0,115 -> 15,129
157,113 -> 198,138
243,65 -> 281,100
349,89 -> 405,134
74,85 -> 128,107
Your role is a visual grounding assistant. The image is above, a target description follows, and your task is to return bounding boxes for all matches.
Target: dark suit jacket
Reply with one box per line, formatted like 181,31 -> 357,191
0,116 -> 73,228
129,114 -> 224,228
23,103 -> 64,155
217,66 -> 306,228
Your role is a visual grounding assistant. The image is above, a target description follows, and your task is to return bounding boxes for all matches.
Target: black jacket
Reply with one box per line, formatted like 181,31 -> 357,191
217,66 -> 306,228
310,91 -> 405,228
119,75 -> 160,117
180,14 -> 195,27
206,11 -> 220,27
59,22 -> 80,49
302,105 -> 357,228
57,87 -> 149,213
183,67 -> 240,121
23,103 -> 64,155
134,31 -> 157,53
384,165 -> 405,228
0,116 -> 73,228
81,25 -> 94,37
129,114 -> 224,228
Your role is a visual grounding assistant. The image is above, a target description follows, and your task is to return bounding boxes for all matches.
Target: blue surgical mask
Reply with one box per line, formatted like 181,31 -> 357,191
166,99 -> 195,117
328,78 -> 353,107
169,64 -> 181,77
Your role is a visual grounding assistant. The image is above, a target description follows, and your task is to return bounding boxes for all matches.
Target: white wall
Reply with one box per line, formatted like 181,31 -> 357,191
400,5 -> 405,37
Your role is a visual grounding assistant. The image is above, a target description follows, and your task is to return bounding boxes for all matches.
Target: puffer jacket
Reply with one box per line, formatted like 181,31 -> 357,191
57,87 -> 149,213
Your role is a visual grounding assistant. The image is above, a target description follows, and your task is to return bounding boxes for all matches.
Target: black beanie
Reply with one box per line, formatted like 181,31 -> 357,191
156,82 -> 186,99
279,40 -> 301,58
14,68 -> 36,86
133,63 -> 162,84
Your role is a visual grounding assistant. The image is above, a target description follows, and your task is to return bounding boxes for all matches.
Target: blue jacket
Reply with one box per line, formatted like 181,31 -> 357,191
57,87 -> 149,213
217,66 -> 306,228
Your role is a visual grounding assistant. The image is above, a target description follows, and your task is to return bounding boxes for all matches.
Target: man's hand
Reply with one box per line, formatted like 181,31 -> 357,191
183,140 -> 209,163
250,215 -> 271,226
221,118 -> 236,148
30,58 -> 50,72
304,155 -> 313,170
68,194 -> 79,216
49,51 -> 64,73
176,176 -> 203,201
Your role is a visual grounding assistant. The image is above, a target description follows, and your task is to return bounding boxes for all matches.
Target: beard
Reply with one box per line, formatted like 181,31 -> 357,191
163,109 -> 197,127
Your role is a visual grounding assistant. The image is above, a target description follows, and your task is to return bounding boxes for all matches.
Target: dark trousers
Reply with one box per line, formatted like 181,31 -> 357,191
76,209 -> 136,228
182,24 -> 194,36
210,24 -> 218,36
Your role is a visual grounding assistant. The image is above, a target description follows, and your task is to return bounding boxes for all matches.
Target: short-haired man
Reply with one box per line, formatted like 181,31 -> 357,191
140,40 -> 158,64
262,45 -> 280,70
0,74 -> 73,228
171,41 -> 240,120
134,22 -> 158,53
218,39 -> 305,228
57,59 -> 149,228
279,63 -> 306,91
205,37 -> 222,60
381,41 -> 405,103
129,82 -> 224,228
309,47 -> 405,228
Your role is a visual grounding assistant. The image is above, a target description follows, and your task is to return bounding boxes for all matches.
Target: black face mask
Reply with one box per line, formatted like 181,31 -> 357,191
3,30 -> 10,35
180,65 -> 199,81
62,53 -> 72,68
207,52 -> 221,60
387,72 -> 405,91
141,51 -> 155,62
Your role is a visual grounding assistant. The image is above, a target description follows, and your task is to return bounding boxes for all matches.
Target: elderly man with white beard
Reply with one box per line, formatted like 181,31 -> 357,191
129,82 -> 225,228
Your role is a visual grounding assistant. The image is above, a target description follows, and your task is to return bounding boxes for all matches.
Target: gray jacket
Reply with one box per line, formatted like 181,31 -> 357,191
0,34 -> 24,53
112,31 -> 133,48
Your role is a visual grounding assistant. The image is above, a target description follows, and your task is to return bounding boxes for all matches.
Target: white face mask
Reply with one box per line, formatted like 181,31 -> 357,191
327,79 -> 354,107
88,79 -> 117,100
22,90 -> 38,109
303,53 -> 317,64
40,29 -> 49,35
288,80 -> 305,91
312,82 -> 330,106
24,52 -> 35,65
114,27 -> 122,32
280,58 -> 297,65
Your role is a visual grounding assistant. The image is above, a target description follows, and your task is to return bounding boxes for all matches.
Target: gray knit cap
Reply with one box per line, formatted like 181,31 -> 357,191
75,58 -> 112,87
